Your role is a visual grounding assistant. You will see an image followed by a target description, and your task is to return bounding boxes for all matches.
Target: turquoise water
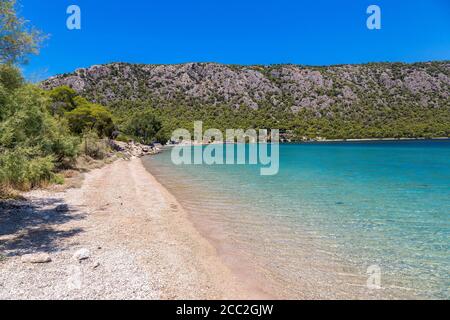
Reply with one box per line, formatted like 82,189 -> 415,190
143,140 -> 450,299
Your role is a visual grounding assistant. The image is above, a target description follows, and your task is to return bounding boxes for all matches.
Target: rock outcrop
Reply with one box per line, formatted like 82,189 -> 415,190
41,61 -> 450,113
109,140 -> 161,159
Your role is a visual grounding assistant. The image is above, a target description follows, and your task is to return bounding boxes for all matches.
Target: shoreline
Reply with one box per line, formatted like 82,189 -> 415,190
140,159 -> 275,299
1,150 -> 429,299
0,158 -> 266,299
165,137 -> 450,146
293,137 -> 450,143
142,151 -> 422,300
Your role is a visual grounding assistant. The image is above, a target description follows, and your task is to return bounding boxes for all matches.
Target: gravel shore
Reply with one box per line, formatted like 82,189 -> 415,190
0,158 -> 254,300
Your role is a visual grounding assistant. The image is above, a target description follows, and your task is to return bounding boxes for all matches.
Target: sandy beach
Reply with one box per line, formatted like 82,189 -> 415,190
0,158 -> 265,300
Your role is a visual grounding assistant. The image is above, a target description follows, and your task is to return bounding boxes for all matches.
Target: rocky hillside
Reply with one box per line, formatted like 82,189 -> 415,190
42,61 -> 449,112
41,61 -> 450,139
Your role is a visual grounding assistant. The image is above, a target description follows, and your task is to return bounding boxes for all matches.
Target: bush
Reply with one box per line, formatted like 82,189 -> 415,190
0,85 -> 80,159
0,83 -> 9,121
115,133 -> 132,143
0,148 -> 55,190
0,74 -> 80,191
0,65 -> 23,121
40,117 -> 80,162
80,131 -> 111,159
0,64 -> 23,91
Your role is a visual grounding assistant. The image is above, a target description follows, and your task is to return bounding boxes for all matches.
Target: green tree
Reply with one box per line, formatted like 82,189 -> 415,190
123,110 -> 162,144
0,85 -> 80,189
66,102 -> 115,137
0,64 -> 22,121
0,1 -> 82,193
0,0 -> 44,64
0,85 -> 79,158
48,85 -> 78,115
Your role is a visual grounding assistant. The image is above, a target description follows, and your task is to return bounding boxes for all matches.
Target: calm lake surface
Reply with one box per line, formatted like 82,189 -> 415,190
143,140 -> 450,299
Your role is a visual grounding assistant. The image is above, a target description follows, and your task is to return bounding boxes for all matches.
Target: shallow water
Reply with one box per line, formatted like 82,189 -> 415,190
143,140 -> 450,299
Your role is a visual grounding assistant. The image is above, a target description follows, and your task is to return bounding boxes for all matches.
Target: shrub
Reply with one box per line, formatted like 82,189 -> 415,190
0,79 -> 80,190
40,117 -> 80,162
80,130 -> 111,159
0,85 -> 80,159
0,83 -> 9,121
0,64 -> 23,91
115,133 -> 132,143
0,148 -> 55,190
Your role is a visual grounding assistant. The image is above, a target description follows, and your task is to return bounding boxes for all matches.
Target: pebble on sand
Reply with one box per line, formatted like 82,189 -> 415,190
73,248 -> 90,261
21,253 -> 52,264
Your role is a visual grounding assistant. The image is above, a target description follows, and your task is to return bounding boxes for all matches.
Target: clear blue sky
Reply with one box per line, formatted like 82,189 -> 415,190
18,0 -> 450,81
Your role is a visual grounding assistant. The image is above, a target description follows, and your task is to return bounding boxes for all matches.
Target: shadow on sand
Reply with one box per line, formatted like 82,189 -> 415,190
0,197 -> 85,257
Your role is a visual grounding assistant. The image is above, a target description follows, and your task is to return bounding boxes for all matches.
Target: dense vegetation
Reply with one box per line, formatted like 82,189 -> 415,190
0,71 -> 163,193
43,61 -> 450,140
0,1 -> 163,195
0,66 -> 97,191
109,95 -> 450,141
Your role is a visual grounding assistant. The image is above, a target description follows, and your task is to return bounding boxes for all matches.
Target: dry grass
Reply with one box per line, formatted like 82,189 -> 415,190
1,154 -> 121,196
0,185 -> 26,200
47,154 -> 121,193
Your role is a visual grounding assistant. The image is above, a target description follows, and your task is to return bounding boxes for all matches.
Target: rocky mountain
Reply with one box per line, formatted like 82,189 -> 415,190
42,61 -> 449,112
41,61 -> 450,139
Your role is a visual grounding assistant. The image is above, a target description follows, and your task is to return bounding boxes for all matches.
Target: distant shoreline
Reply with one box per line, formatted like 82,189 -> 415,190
290,137 -> 450,143
165,137 -> 450,146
